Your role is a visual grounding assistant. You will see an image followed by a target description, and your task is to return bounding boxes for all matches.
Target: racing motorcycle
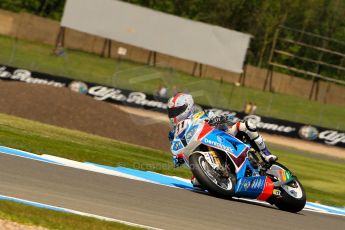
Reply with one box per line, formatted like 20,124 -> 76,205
171,112 -> 306,213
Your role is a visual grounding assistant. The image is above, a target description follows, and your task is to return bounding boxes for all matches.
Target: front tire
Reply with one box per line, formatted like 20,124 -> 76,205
189,153 -> 236,197
270,163 -> 306,213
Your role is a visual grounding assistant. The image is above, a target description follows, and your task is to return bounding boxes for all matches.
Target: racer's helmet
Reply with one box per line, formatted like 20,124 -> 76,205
167,93 -> 195,126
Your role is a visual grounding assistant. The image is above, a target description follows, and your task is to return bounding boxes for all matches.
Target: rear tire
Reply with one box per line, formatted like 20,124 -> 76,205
189,153 -> 236,197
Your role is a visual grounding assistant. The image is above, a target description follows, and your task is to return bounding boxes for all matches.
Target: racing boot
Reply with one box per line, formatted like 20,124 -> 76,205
253,135 -> 277,163
261,147 -> 278,163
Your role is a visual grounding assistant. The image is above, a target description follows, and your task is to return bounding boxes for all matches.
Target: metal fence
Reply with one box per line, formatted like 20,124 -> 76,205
265,25 -> 345,99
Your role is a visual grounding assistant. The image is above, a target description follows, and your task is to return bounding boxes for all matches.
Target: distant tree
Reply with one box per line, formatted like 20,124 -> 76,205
0,0 -> 65,20
1,0 -> 344,78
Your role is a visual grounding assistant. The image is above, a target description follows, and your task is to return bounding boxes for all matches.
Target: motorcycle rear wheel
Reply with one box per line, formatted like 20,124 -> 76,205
189,153 -> 236,197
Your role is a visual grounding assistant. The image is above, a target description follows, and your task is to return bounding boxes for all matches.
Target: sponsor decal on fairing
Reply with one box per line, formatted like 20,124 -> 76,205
203,138 -> 235,153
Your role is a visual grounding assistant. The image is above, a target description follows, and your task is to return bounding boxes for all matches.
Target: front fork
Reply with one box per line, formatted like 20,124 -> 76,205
247,148 -> 269,176
191,148 -> 229,178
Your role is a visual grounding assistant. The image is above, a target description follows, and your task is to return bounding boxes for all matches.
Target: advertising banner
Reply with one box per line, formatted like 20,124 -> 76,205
0,65 -> 167,112
1,65 -> 344,148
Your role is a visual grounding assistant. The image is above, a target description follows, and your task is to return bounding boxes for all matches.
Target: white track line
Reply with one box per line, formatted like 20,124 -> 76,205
42,154 -> 152,182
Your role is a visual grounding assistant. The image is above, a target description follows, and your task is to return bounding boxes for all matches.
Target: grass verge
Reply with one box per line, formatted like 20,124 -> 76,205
0,35 -> 344,130
0,200 -> 143,230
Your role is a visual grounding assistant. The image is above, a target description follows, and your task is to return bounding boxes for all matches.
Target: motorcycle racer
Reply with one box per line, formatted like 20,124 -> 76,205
167,93 -> 278,170
166,93 -> 306,212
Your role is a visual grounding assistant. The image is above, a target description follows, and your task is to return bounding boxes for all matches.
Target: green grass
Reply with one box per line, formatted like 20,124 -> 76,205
272,151 -> 345,206
0,113 -> 344,208
0,200 -> 142,230
0,35 -> 344,130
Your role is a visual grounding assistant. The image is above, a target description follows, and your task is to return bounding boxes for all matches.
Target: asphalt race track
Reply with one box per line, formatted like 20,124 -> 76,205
0,154 -> 344,230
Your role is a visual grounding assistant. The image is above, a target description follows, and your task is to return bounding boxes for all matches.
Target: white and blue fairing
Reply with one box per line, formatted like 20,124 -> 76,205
170,112 -> 250,172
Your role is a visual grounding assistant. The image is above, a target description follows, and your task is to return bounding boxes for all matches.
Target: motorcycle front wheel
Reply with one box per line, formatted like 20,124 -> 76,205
269,163 -> 306,213
189,153 -> 236,197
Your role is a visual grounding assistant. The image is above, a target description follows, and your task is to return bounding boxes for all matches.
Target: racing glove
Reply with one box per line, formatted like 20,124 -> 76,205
208,114 -> 230,126
168,130 -> 175,143
173,154 -> 185,168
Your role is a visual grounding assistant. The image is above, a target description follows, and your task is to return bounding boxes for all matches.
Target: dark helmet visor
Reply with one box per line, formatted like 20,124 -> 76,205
167,104 -> 188,118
